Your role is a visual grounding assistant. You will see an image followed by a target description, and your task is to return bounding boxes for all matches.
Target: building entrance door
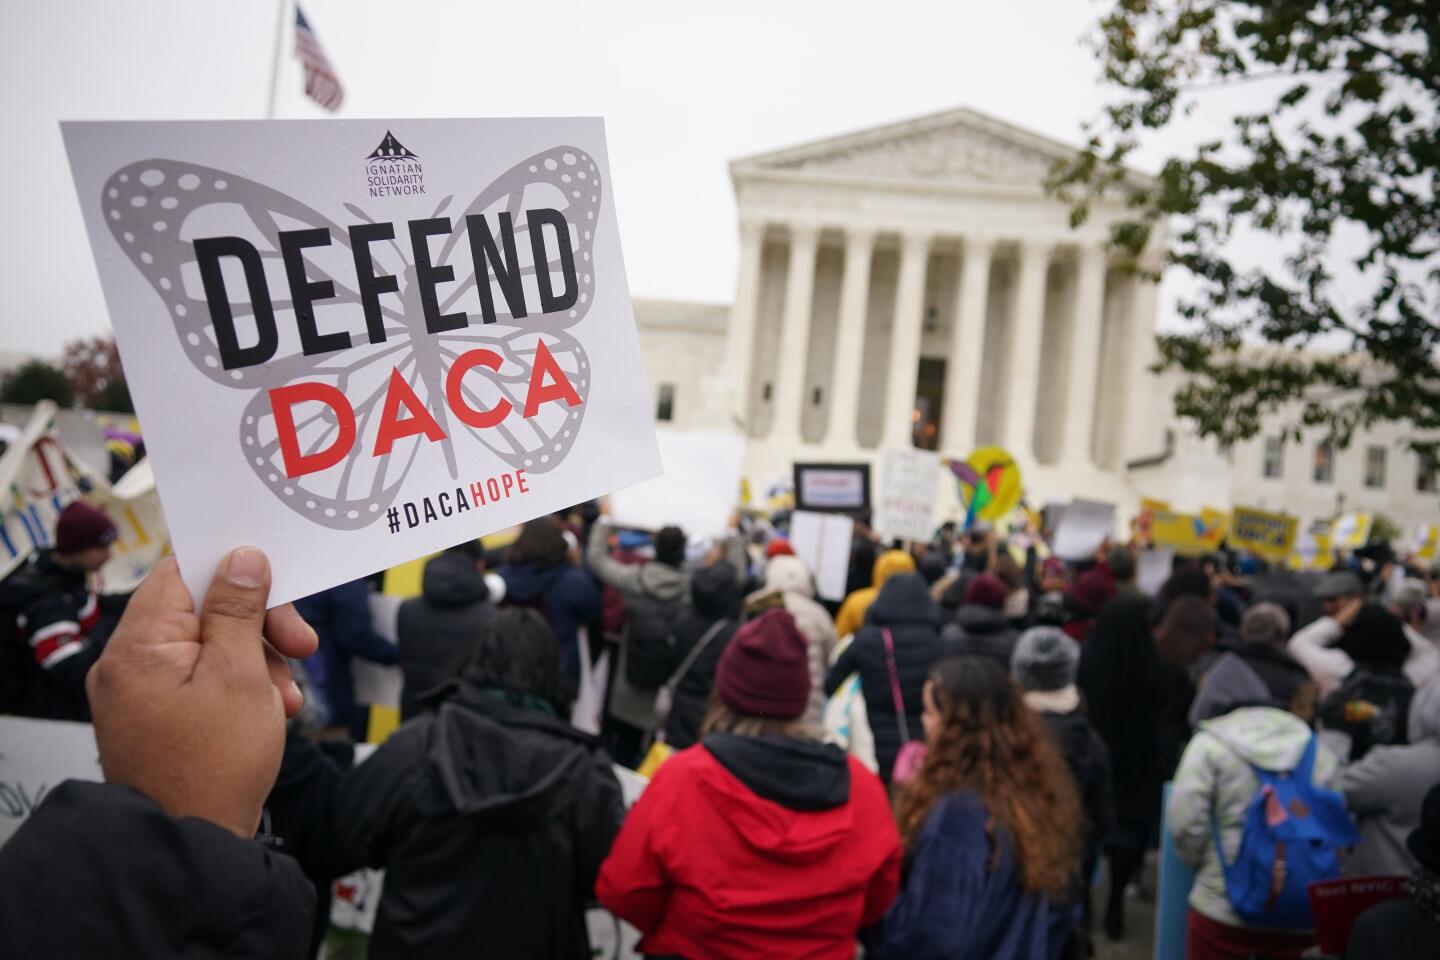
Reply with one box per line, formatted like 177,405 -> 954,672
913,357 -> 946,450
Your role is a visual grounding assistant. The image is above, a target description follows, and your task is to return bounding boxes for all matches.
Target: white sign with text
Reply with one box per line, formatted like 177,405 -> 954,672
873,448 -> 941,544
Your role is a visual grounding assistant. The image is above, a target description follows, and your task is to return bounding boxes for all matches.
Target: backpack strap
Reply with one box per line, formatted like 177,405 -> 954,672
664,618 -> 730,693
882,628 -> 911,743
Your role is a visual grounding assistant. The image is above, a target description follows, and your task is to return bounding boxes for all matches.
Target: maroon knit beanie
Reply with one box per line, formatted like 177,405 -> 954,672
715,608 -> 810,719
965,573 -> 1008,610
55,501 -> 118,554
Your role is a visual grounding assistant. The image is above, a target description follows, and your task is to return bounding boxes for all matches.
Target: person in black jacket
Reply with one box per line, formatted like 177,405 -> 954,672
497,516 -> 602,692
332,606 -> 625,960
943,572 -> 1020,666
0,500 -> 117,720
1346,782 -> 1440,959
661,560 -> 742,749
1012,625 -> 1114,952
293,577 -> 398,738
397,542 -> 498,720
0,547 -> 320,959
825,572 -> 954,783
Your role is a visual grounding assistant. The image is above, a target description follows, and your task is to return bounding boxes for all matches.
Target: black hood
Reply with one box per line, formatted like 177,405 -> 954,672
1043,709 -> 1105,767
954,603 -> 1011,634
868,572 -> 941,627
702,733 -> 850,811
691,560 -> 742,619
425,683 -> 599,824
422,551 -> 489,609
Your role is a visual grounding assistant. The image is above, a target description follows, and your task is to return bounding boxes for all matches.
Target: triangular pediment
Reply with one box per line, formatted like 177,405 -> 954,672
732,107 -> 1089,188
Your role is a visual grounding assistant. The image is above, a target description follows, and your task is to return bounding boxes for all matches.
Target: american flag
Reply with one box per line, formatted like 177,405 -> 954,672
293,6 -> 343,112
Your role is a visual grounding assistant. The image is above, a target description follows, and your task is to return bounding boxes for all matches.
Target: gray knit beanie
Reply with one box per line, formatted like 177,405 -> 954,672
1011,626 -> 1080,692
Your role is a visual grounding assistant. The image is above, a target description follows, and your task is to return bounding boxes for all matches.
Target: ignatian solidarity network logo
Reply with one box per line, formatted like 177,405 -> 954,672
364,130 -> 425,198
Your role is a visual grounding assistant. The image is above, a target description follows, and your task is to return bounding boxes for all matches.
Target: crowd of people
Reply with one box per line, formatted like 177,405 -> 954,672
3,496 -> 1440,959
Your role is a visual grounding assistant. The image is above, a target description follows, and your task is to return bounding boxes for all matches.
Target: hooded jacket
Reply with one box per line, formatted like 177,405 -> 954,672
596,734 -> 901,960
1167,701 -> 1342,927
745,554 -> 838,725
1288,608 -> 1440,696
864,791 -> 1080,960
825,573 -> 953,782
397,551 -> 497,721
662,563 -> 744,750
294,579 -> 398,734
943,603 -> 1020,666
333,680 -> 625,960
0,780 -> 314,959
495,559 -> 601,689
1036,705 -> 1114,880
1341,677 -> 1440,877
834,550 -> 916,640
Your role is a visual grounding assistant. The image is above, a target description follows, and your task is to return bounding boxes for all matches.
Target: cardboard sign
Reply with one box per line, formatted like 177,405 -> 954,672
1228,506 -> 1298,562
1331,512 -> 1372,549
610,430 -> 746,540
0,717 -> 103,849
1050,499 -> 1116,561
789,510 -> 855,602
63,119 -> 661,605
793,462 -> 870,513
873,448 -> 941,543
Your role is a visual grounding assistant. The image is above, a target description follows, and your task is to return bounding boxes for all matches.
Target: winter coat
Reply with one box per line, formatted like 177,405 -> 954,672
1167,706 -> 1342,927
495,559 -> 601,690
1341,677 -> 1440,877
1345,890 -> 1440,960
397,552 -> 497,721
294,579 -> 398,733
745,554 -> 838,726
0,780 -> 314,958
1212,638 -> 1317,721
864,791 -> 1080,960
333,680 -> 625,960
944,603 -> 1020,667
0,550 -> 103,721
596,733 -> 901,960
834,550 -> 916,640
1288,614 -> 1440,696
267,732 -> 346,958
825,572 -> 953,783
662,564 -> 744,750
1035,702 -> 1114,879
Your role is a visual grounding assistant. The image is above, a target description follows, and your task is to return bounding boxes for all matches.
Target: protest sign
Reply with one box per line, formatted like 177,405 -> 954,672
873,448 -> 941,543
1050,499 -> 1116,561
793,462 -> 870,513
64,119 -> 661,605
0,716 -> 102,848
610,430 -> 746,540
0,403 -> 85,581
1308,876 -> 1406,956
1228,506 -> 1298,562
1137,548 -> 1175,596
1288,524 -> 1334,571
948,446 -> 1022,523
1331,512 -> 1372,549
789,510 -> 855,602
1150,508 -> 1228,556
1413,524 -> 1439,563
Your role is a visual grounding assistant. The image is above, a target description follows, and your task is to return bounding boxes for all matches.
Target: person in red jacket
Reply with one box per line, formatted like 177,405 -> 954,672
597,607 -> 901,960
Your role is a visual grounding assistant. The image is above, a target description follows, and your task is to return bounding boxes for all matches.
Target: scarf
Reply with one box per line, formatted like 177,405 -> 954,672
1023,685 -> 1081,715
1408,866 -> 1440,925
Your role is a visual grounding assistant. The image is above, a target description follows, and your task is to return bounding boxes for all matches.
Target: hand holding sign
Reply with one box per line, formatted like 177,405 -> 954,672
86,549 -> 316,838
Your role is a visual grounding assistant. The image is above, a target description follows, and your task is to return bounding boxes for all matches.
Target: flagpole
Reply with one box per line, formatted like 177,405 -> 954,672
265,0 -> 289,119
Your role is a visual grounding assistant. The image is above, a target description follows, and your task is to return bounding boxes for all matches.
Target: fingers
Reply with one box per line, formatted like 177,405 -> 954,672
197,547 -> 271,673
263,641 -> 305,718
264,603 -> 319,661
103,557 -> 195,652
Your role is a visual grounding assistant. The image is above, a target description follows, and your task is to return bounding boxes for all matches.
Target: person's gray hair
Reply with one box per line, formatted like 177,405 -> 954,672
1240,602 -> 1292,647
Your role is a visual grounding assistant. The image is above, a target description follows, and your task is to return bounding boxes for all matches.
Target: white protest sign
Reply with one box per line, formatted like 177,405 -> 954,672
609,429 -> 746,539
1051,499 -> 1116,561
64,119 -> 661,605
873,448 -> 941,544
789,510 -> 855,603
0,717 -> 102,848
1137,547 -> 1175,597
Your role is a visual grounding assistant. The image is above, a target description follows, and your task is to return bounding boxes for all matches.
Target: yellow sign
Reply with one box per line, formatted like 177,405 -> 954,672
1288,531 -> 1334,571
1150,508 -> 1229,556
953,446 -> 1023,522
1229,506 -> 1299,561
1330,512 -> 1372,549
1415,524 -> 1439,563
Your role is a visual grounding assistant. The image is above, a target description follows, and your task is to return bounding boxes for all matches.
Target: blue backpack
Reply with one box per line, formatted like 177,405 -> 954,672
1212,734 -> 1359,930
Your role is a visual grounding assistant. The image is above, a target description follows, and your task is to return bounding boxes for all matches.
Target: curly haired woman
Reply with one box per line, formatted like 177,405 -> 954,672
864,655 -> 1085,960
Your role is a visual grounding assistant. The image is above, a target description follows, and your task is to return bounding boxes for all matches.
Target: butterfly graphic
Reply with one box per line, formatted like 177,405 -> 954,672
99,143 -> 603,531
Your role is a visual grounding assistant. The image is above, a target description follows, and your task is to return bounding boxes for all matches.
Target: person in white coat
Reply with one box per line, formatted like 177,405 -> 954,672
745,553 -> 838,725
1288,571 -> 1439,695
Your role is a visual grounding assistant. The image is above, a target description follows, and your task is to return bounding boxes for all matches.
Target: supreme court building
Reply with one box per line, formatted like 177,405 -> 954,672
634,106 -> 1440,530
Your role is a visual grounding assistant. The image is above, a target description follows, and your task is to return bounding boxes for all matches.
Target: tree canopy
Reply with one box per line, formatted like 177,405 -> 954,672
1051,0 -> 1438,454
0,360 -> 75,408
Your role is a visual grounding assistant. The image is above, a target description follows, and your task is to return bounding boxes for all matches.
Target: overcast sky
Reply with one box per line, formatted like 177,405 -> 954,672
4,0 -> 1247,358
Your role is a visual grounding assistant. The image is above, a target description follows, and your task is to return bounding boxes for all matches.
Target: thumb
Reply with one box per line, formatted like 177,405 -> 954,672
198,547 -> 272,674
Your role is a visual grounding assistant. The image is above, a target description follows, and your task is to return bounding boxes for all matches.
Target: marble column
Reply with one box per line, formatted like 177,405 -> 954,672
1058,245 -> 1108,467
825,229 -> 876,447
1122,255 -> 1164,463
940,234 -> 993,454
723,219 -> 767,425
1002,239 -> 1051,460
881,232 -> 932,449
769,224 -> 820,445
